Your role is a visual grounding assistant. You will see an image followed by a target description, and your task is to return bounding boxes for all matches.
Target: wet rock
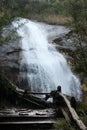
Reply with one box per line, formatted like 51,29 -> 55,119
53,37 -> 62,43
0,40 -> 22,87
21,63 -> 38,74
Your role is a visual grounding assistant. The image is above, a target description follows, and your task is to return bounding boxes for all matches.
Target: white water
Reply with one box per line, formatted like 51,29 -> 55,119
13,18 -> 81,97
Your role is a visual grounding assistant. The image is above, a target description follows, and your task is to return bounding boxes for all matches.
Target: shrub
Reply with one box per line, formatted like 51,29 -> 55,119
54,119 -> 70,130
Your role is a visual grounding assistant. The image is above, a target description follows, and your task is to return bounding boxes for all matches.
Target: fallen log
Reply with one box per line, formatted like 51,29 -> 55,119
0,73 -> 51,109
59,93 -> 87,130
61,107 -> 70,123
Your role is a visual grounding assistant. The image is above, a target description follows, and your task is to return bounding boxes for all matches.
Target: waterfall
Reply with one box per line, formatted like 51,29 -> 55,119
12,18 -> 81,97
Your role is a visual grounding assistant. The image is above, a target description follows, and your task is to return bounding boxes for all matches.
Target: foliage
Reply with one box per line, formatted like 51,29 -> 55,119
64,0 -> 87,35
54,119 -> 77,130
77,102 -> 87,125
74,44 -> 87,75
0,0 -> 87,27
0,0 -> 70,27
77,102 -> 87,112
64,0 -> 87,76
80,116 -> 87,126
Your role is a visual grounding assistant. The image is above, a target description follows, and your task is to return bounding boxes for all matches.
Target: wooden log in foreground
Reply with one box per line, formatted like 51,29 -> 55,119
59,93 -> 87,130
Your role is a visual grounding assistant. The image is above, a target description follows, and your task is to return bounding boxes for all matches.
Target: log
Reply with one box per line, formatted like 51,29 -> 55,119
61,107 -> 70,123
26,92 -> 50,95
59,93 -> 87,130
16,92 -> 47,108
0,73 -> 50,108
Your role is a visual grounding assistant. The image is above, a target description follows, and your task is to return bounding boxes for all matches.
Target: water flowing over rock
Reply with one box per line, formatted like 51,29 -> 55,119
12,18 -> 81,98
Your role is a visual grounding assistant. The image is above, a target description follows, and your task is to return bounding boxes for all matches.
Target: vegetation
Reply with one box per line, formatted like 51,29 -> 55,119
0,0 -> 70,27
54,119 -> 70,130
65,0 -> 87,100
77,102 -> 87,126
0,0 -> 87,29
64,0 -> 87,76
54,102 -> 87,130
54,119 -> 78,130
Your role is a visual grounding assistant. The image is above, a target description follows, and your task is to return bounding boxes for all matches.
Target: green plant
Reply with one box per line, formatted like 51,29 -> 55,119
54,119 -> 70,130
80,116 -> 87,126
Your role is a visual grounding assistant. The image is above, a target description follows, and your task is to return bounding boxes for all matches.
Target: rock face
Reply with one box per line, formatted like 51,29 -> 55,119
0,43 -> 20,69
0,39 -> 21,86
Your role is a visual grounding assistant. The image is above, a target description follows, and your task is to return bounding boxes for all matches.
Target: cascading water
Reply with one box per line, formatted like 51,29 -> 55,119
13,18 -> 81,97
